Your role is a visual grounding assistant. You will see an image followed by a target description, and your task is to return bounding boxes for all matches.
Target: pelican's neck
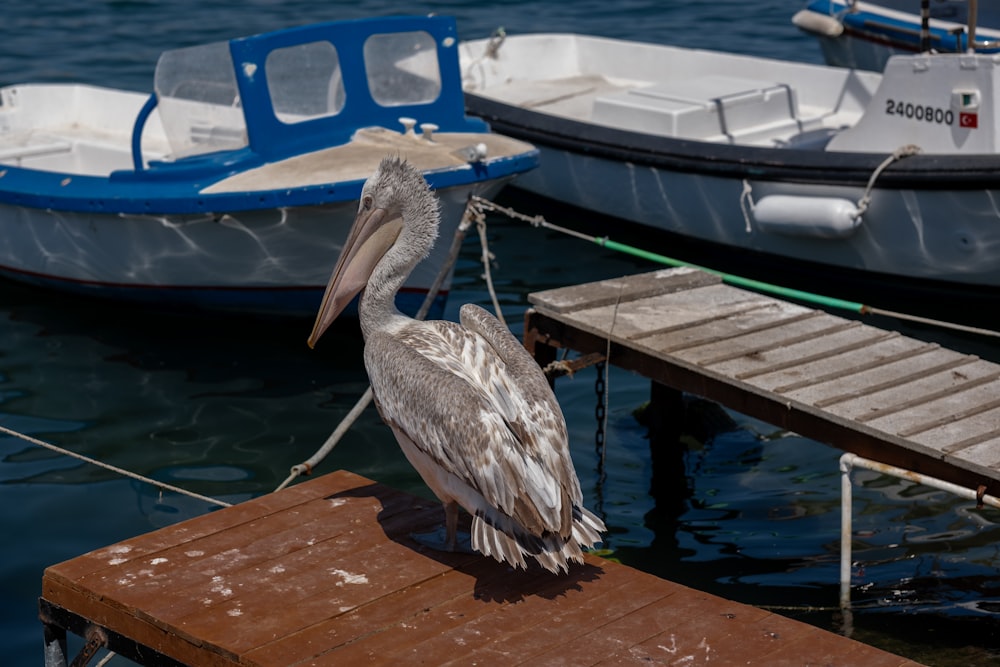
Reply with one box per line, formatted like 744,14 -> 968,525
358,251 -> 412,339
356,166 -> 439,340
358,219 -> 434,339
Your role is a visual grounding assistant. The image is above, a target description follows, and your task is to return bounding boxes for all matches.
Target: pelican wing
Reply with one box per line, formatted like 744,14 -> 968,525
363,311 -> 578,537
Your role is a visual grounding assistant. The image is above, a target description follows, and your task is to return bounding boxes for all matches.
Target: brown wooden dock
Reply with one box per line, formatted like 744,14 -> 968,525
524,268 -> 1000,493
40,469 -> 920,666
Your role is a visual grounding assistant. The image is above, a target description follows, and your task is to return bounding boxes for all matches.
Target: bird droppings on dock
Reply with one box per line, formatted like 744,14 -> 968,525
40,470 -> 923,666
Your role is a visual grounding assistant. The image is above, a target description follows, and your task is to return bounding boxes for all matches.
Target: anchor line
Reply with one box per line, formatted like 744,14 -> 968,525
0,424 -> 232,509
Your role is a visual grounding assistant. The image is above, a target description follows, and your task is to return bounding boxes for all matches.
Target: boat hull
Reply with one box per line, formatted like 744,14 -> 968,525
0,181 -> 505,318
0,16 -> 542,318
466,94 -> 1000,325
794,1 -> 1000,71
470,92 -> 1000,279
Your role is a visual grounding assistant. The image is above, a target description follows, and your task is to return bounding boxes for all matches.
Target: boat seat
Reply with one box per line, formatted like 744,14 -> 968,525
592,75 -> 800,143
0,139 -> 72,162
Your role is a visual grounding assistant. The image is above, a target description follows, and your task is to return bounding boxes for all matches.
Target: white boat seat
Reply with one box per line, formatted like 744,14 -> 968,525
0,139 -> 72,162
592,75 -> 801,143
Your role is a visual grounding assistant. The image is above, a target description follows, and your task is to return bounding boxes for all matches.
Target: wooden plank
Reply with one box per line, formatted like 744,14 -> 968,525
44,478 -> 337,585
526,269 -> 1000,491
673,315 -> 861,367
946,433 -> 1000,471
242,565 -> 492,665
527,267 -> 721,314
789,348 -> 971,408
557,283 -> 775,341
636,304 -> 819,351
40,470 -> 920,667
411,561 -> 672,665
854,375 -> 1000,434
751,336 -> 932,394
812,359 -> 996,422
551,585 -> 776,666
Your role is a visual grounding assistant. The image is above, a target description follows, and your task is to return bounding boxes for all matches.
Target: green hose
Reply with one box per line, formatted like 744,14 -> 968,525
596,237 -> 869,314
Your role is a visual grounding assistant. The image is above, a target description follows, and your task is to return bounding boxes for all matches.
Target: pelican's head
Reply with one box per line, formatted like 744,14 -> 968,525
308,157 -> 439,348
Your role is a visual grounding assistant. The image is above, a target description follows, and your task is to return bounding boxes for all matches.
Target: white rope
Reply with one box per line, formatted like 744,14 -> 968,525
739,179 -> 755,233
469,196 -> 1000,339
273,386 -> 373,492
0,424 -> 232,508
95,650 -> 117,667
854,144 -> 922,219
471,203 -> 507,327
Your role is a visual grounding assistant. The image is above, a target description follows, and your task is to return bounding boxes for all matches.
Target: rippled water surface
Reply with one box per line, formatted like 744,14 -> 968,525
2,2 -> 1000,665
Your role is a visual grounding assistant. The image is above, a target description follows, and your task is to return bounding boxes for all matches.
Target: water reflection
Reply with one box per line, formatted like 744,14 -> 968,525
4,213 -> 1000,665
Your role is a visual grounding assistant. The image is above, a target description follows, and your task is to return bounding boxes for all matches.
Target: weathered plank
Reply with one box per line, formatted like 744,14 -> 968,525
40,470 -> 921,666
526,268 -> 1000,490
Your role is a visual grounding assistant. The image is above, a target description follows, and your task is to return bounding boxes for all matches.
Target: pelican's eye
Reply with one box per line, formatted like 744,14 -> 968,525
362,194 -> 374,210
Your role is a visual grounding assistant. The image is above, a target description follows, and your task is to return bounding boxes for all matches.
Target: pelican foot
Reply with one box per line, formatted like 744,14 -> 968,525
411,526 -> 475,554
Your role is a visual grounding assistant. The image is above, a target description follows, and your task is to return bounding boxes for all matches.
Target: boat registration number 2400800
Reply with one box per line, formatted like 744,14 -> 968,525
884,99 -> 957,126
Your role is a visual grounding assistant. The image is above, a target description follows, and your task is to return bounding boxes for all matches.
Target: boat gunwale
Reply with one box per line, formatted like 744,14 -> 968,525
0,148 -> 539,215
464,93 -> 1000,190
805,0 -> 1000,53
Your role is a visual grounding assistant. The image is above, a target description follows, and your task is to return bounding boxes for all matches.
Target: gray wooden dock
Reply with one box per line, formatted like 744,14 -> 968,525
524,268 -> 1000,493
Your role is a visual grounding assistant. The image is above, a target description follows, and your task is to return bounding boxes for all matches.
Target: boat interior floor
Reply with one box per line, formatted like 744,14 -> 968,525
482,74 -> 857,149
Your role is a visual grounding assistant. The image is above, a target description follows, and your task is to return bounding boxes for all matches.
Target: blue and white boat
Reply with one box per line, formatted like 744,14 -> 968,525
0,15 -> 538,317
794,1 -> 1000,71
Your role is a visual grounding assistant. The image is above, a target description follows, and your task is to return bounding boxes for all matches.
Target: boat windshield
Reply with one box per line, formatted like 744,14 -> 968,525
364,30 -> 441,107
154,41 -> 248,159
266,40 -> 345,124
151,22 -> 450,163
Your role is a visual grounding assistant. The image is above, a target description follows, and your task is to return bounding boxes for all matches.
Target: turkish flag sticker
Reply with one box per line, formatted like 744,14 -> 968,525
960,112 -> 979,128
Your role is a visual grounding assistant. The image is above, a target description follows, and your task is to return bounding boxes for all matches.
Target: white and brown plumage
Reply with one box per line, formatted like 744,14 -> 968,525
308,156 -> 605,573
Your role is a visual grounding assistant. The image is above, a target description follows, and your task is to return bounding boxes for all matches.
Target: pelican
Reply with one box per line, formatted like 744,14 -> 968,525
308,156 -> 605,573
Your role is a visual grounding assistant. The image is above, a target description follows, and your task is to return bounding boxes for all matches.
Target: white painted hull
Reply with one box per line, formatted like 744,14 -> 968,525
0,182 -> 502,317
515,144 -> 1000,288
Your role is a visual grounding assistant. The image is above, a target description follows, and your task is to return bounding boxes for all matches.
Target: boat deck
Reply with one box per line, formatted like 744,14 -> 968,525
524,268 -> 1000,492
40,470 -> 921,666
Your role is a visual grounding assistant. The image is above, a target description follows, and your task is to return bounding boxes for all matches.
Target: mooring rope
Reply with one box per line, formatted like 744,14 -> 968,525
468,196 -> 1000,339
854,144 -> 922,219
0,424 -> 232,508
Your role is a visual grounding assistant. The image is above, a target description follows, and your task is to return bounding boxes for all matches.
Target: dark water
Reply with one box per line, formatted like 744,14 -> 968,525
3,2 -> 1000,665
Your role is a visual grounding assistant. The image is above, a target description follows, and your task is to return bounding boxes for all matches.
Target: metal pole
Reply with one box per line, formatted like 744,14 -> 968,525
920,0 -> 931,52
969,0 -> 979,51
838,452 -> 1000,614
839,454 -> 854,611
42,622 -> 68,667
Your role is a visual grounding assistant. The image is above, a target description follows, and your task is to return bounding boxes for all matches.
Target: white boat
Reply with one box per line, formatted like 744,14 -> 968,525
793,0 -> 1000,71
0,15 -> 538,318
460,30 -> 1000,325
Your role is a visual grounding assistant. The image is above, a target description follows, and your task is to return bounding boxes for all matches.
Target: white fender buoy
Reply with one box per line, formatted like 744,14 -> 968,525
753,195 -> 862,239
791,10 -> 845,37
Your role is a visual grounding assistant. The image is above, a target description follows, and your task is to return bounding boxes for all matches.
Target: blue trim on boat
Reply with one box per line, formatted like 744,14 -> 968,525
0,14 -> 539,216
0,152 -> 538,214
805,0 -> 1000,54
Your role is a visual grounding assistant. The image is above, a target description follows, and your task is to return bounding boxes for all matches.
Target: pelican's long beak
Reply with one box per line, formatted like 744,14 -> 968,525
307,205 -> 403,348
